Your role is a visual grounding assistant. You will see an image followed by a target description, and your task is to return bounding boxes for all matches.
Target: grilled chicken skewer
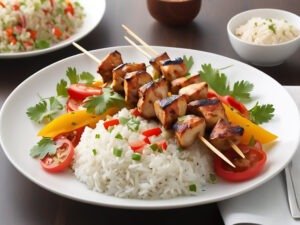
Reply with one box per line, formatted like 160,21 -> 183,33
122,25 -> 245,164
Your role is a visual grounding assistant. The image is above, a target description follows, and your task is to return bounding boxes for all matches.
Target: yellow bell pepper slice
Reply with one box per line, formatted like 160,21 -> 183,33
223,104 -> 278,144
38,107 -> 119,138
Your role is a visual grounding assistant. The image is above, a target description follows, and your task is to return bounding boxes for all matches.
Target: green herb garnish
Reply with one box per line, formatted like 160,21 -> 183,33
249,102 -> 275,124
30,138 -> 57,159
189,184 -> 197,192
95,134 -> 101,139
268,24 -> 276,34
183,55 -> 194,76
199,64 -> 254,103
35,40 -> 50,49
132,153 -> 141,161
83,88 -> 125,115
92,149 -> 97,155
115,133 -> 123,140
26,96 -> 63,123
113,147 -> 123,157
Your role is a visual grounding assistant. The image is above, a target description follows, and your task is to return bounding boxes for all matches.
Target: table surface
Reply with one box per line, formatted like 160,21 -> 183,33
0,1 -> 299,224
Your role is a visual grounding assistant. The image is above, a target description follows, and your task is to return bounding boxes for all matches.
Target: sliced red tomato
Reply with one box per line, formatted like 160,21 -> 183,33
28,29 -> 37,40
103,118 -> 119,130
67,83 -> 102,101
214,141 -> 267,182
55,127 -> 84,147
129,140 -> 146,152
142,127 -> 162,137
66,97 -> 83,112
40,138 -> 74,173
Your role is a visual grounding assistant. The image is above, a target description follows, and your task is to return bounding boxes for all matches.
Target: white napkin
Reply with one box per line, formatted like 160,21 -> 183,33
218,86 -> 300,225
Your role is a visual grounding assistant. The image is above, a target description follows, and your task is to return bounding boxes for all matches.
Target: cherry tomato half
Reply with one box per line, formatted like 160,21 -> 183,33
40,138 -> 74,173
67,83 -> 102,101
55,127 -> 84,147
66,97 -> 83,112
214,141 -> 267,182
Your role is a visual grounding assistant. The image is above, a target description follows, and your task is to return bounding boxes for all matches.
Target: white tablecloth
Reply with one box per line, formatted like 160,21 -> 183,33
218,86 -> 300,225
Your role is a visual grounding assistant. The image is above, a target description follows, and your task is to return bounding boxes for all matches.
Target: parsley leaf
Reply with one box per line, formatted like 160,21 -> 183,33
183,55 -> 194,76
26,96 -> 63,123
83,88 -> 125,115
56,79 -> 68,97
66,67 -> 95,85
200,64 -> 254,103
66,67 -> 79,84
200,64 -> 230,96
30,138 -> 57,159
231,80 -> 254,102
80,72 -> 95,84
249,102 -> 275,124
35,40 -> 50,49
127,117 -> 140,131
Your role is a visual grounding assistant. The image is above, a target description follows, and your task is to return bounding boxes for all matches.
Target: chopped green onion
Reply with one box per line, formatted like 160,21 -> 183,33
119,117 -> 129,125
248,135 -> 256,146
113,147 -> 122,157
115,133 -> 123,140
95,134 -> 100,139
209,174 -> 217,184
92,149 -> 97,155
150,143 -> 158,151
132,153 -> 141,161
189,184 -> 197,192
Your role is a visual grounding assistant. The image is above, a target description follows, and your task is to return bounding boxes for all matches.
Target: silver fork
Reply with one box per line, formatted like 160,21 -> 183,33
285,161 -> 300,218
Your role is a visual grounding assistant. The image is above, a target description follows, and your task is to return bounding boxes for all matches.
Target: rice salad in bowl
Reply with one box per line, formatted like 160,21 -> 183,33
0,0 -> 84,52
73,108 -> 214,199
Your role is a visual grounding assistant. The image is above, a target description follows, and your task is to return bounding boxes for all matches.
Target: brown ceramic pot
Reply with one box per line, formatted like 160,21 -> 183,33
147,0 -> 202,26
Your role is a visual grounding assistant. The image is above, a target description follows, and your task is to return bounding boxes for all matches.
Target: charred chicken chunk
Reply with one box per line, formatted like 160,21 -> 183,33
170,74 -> 202,94
173,115 -> 206,148
149,52 -> 170,74
124,71 -> 153,107
187,98 -> 227,128
112,63 -> 146,92
179,82 -> 208,103
137,78 -> 169,119
160,58 -> 188,81
154,95 -> 187,129
97,51 -> 123,83
210,119 -> 244,150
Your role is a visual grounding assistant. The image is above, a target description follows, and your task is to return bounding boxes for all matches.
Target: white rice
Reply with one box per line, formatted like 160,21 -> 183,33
235,17 -> 300,45
73,108 -> 214,200
0,0 -> 84,52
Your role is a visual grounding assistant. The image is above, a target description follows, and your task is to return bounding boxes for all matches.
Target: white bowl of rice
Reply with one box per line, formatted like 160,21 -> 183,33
227,8 -> 300,66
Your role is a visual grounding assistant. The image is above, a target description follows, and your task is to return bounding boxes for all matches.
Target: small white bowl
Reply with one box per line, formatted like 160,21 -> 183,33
227,8 -> 300,66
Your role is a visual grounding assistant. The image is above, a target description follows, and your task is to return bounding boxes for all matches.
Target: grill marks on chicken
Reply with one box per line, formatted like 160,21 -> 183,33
187,98 -> 227,129
161,58 -> 188,81
154,95 -> 187,128
149,52 -> 170,74
137,78 -> 169,119
171,75 -> 202,94
97,51 -> 123,83
210,119 -> 244,150
124,71 -> 153,107
112,63 -> 146,93
179,82 -> 208,103
173,115 -> 206,148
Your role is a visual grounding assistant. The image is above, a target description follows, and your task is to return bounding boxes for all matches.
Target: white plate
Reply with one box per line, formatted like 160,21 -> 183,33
0,0 -> 106,58
0,46 -> 299,209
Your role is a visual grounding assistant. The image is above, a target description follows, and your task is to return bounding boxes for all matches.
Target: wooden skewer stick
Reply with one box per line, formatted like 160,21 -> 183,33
122,24 -> 159,56
124,36 -> 152,59
200,136 -> 236,168
72,42 -> 101,64
230,141 -> 245,158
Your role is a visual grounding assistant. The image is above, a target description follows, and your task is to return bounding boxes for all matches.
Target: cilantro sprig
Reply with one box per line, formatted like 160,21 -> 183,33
249,103 -> 275,124
199,64 -> 254,103
30,138 -> 57,159
26,96 -> 63,123
83,88 -> 125,115
183,55 -> 194,76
